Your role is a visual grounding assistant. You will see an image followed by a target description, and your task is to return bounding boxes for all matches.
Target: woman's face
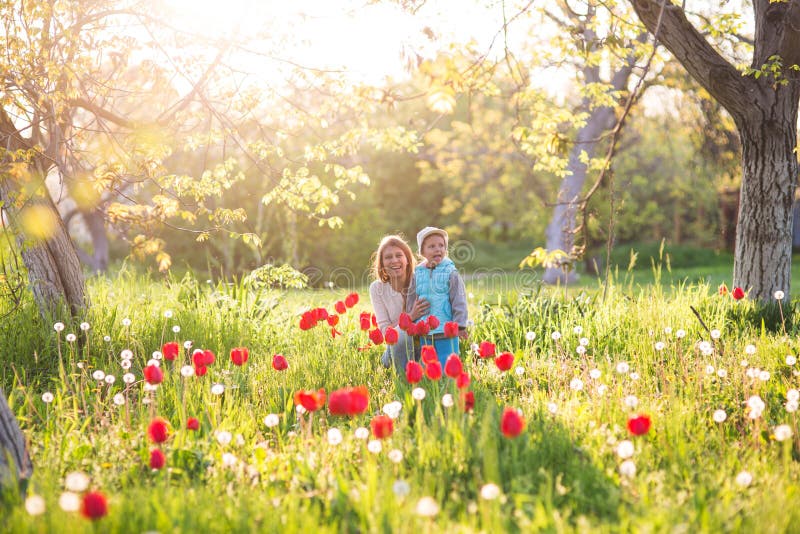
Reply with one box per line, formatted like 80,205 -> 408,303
381,245 -> 408,282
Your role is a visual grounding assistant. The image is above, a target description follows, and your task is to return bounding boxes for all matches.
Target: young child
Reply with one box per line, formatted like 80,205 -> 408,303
407,226 -> 468,366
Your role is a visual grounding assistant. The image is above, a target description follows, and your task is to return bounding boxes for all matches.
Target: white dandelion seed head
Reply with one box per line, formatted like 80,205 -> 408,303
264,414 -> 280,428
480,483 -> 501,500
775,424 -> 793,441
152,351 -> 163,360
122,372 -> 135,384
717,369 -> 727,378
367,440 -> 382,454
597,384 -> 608,396
786,400 -> 799,413
623,395 -> 639,409
388,449 -> 403,463
619,460 -> 637,478
412,387 -> 426,401
104,374 -> 115,385
441,394 -> 454,408
787,389 -> 800,402
735,471 -> 753,487
698,341 -> 712,353
675,329 -> 686,339
616,362 -> 630,374
710,329 -> 721,340
579,337 -> 589,347
142,397 -> 151,404
164,310 -> 173,319
77,362 -> 84,369
215,430 -> 232,446
382,401 -> 403,419
664,327 -> 673,335
53,322 -> 65,332
775,290 -> 785,301
759,371 -> 771,382
515,366 -> 525,376
79,322 -> 90,331
415,496 -> 440,517
470,343 -> 480,355
629,372 -> 640,381
747,395 -> 765,411
180,365 -> 194,377
745,344 -> 756,355
58,492 -> 81,512
183,340 -> 193,350
65,334 -> 76,343
547,402 -> 558,414
143,383 -> 158,392
327,428 -> 343,446
25,494 -> 45,516
573,326 -> 583,335
113,393 -> 125,406
121,318 -> 131,327
746,367 -> 759,379
525,331 -> 536,341
616,440 -> 635,459
120,349 -> 133,360
713,409 -> 727,423
221,452 -> 238,468
64,471 -> 90,492
786,355 -> 797,366
589,369 -> 601,380
103,335 -> 111,342
740,360 -> 749,367
654,342 -> 665,351
120,359 -> 132,370
575,345 -> 586,355
705,365 -> 715,375
295,404 -> 307,415
172,325 -> 181,334
551,331 -> 562,341
393,479 -> 411,497
147,359 -> 160,368
569,378 -> 584,391
92,370 -> 105,381
354,427 -> 369,440
41,392 -> 54,403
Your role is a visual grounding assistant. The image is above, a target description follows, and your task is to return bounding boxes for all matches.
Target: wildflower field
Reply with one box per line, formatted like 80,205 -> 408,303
3,272 -> 800,533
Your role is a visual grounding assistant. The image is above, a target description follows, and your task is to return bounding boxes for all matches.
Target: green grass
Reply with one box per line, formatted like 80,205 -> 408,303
3,268 -> 800,532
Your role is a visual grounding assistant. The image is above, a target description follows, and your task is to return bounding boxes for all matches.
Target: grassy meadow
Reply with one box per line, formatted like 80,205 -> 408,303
3,262 -> 800,532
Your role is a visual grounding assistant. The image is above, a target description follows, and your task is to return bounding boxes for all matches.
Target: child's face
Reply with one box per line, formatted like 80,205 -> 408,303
421,234 -> 446,266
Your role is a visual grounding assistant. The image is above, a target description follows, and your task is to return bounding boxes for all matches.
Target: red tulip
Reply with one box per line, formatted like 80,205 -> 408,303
201,350 -> 215,366
230,347 -> 249,366
147,417 -> 169,443
194,364 -> 207,377
384,327 -> 399,345
398,312 -> 413,331
368,328 -> 384,345
328,386 -> 370,416
186,417 -> 200,431
427,315 -> 440,330
143,365 -> 163,385
444,354 -> 463,378
421,345 -> 438,364
405,361 -> 423,383
443,321 -> 459,338
425,361 -> 442,380
331,328 -> 342,338
718,283 -> 729,296
192,349 -> 205,367
370,414 -> 394,439
478,341 -> 496,358
80,491 -> 108,520
456,372 -> 471,389
162,341 -> 180,361
359,312 -> 372,331
294,388 -> 327,412
299,311 -> 316,330
461,390 -> 475,412
149,448 -> 166,470
272,354 -> 288,371
732,286 -> 745,300
313,307 -> 329,321
500,407 -> 525,438
334,300 -> 347,314
327,315 -> 340,327
495,352 -> 514,371
627,414 -> 651,436
345,292 -> 359,308
415,321 -> 430,337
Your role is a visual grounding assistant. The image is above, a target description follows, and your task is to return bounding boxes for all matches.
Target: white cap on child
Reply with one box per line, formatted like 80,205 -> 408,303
416,226 -> 449,252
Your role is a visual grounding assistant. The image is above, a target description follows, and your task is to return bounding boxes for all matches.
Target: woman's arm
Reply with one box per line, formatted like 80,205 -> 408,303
369,282 -> 393,332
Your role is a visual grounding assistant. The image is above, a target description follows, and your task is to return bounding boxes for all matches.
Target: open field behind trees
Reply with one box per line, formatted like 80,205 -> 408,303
3,267 -> 800,532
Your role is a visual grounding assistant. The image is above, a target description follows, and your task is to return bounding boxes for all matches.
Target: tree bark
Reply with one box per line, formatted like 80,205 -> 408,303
0,388 -> 33,488
0,175 -> 87,317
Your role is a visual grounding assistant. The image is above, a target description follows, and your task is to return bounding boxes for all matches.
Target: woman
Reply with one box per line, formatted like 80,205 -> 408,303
369,235 -> 429,372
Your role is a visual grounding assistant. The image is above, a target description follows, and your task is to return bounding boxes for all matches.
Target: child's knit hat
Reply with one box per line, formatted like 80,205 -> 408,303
416,226 -> 449,252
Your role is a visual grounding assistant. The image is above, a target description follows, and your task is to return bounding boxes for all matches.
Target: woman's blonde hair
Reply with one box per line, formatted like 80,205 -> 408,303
371,235 -> 416,286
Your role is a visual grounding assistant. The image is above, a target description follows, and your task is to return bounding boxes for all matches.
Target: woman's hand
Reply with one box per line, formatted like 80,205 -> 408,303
410,298 -> 430,321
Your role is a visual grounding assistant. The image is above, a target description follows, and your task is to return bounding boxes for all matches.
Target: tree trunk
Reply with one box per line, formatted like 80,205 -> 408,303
0,175 -> 87,317
81,207 -> 109,272
733,101 -> 799,300
0,388 -> 33,488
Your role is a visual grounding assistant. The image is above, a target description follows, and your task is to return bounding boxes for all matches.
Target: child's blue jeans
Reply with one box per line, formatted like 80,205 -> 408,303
419,336 -> 460,367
